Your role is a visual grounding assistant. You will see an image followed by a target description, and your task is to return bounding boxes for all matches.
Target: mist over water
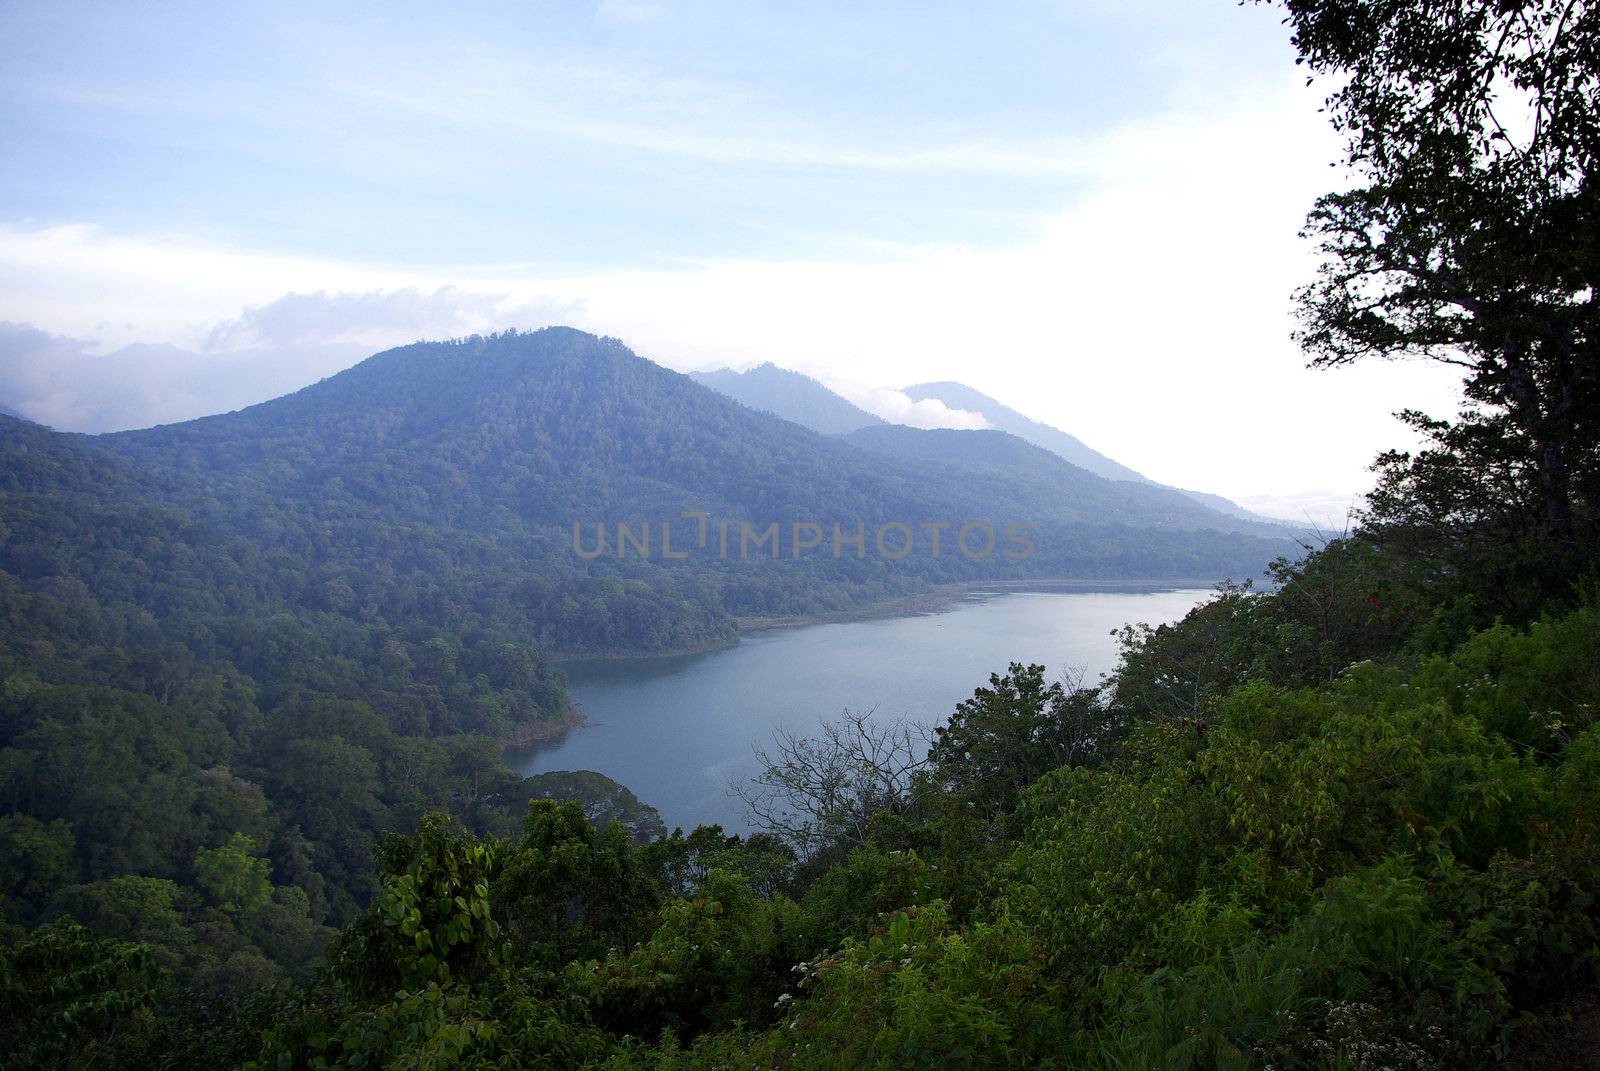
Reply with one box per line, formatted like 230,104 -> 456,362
510,587 -> 1212,832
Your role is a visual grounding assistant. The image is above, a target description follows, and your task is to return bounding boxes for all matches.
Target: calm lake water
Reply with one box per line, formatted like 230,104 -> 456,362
508,587 -> 1212,833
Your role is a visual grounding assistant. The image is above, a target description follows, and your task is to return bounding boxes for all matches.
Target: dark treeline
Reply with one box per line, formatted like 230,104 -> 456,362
7,0 -> 1600,1064
0,322 -> 1290,1063
10,516 -> 1598,1067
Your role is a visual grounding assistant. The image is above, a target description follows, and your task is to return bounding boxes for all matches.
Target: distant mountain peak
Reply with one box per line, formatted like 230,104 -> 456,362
690,363 -> 884,436
903,380 -> 1285,527
903,381 -> 1146,483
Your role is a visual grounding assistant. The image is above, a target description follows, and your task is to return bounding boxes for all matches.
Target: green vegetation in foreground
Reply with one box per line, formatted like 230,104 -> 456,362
4,0 -> 1600,1066
11,560 -> 1596,1069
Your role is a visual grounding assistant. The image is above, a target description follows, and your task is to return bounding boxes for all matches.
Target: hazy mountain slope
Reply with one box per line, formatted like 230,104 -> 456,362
104,328 -> 1275,542
0,329 -> 1293,757
842,425 -> 1288,538
0,411 -> 175,500
903,381 -> 1145,481
0,327 -> 1287,660
690,363 -> 884,435
904,380 -> 1281,525
107,330 -> 933,529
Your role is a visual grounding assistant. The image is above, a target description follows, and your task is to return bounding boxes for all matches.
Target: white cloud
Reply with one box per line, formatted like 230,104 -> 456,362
0,287 -> 581,432
1233,491 -> 1369,534
0,73 -> 1465,503
0,222 -> 428,351
346,63 -> 1301,183
329,29 -> 1295,182
205,287 -> 581,351
0,321 -> 368,431
825,381 -> 989,431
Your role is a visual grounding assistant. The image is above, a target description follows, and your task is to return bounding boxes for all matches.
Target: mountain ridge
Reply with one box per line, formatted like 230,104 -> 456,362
104,328 -> 1280,543
2,327 -> 1294,703
902,380 -> 1144,481
689,362 -> 885,435
904,380 -> 1284,525
682,360 -> 1281,528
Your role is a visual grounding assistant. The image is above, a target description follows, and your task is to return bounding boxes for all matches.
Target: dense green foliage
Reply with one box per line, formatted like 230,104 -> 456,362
10,532 -> 1595,1068
5,324 -> 1597,1065
0,324 -> 1285,1050
280,588 -> 1600,1069
5,1 -> 1598,1063
5,369 -> 1599,1067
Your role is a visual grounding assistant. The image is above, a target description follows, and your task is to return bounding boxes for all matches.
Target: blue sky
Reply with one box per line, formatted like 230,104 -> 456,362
0,1 -> 1465,523
2,1 -> 1284,268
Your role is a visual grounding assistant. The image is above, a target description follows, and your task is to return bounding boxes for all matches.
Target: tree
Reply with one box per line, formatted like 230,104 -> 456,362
194,833 -> 273,918
0,814 -> 76,920
332,812 -> 501,997
1276,0 -> 1599,549
0,920 -> 166,1070
496,800 -> 658,965
736,709 -> 933,856
927,663 -> 1111,823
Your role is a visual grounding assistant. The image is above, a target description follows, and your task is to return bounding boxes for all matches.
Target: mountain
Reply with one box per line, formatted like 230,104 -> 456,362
690,362 -> 884,435
903,381 -> 1282,524
842,425 -> 1289,537
903,381 -> 1144,481
0,326 -> 1293,989
689,368 -> 1279,526
3,327 -> 1296,744
101,328 -> 1285,550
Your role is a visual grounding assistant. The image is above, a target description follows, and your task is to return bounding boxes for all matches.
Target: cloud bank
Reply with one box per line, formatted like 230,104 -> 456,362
828,382 -> 990,431
0,77 -> 1466,500
0,287 -> 580,432
0,320 -> 368,432
206,287 -> 580,351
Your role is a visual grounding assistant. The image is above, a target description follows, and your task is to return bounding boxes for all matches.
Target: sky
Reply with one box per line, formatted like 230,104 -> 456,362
0,0 -> 1466,526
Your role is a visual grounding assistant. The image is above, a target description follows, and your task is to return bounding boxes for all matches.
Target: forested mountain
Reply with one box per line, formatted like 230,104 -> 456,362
98,327 -> 1288,603
905,380 -> 1277,522
0,326 -> 1293,1012
692,365 -> 1278,524
0,325 -> 1291,763
690,362 -> 885,435
9,1 -> 1600,1064
842,424 -> 1288,535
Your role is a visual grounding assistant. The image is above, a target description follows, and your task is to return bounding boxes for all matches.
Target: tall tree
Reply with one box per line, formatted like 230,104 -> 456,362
1276,0 -> 1599,546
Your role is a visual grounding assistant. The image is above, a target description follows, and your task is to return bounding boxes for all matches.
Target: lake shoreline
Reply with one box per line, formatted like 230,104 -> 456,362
500,704 -> 587,749
549,576 -> 1223,667
514,586 -> 1218,833
734,577 -> 1222,635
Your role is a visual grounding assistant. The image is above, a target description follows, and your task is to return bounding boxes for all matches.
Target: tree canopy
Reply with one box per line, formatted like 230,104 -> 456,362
1280,0 -> 1599,559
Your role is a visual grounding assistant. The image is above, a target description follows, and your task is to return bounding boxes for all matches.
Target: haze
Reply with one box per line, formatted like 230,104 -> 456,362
0,1 -> 1464,525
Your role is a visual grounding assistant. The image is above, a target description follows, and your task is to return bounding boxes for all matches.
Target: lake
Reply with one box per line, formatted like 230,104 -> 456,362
508,586 -> 1212,833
